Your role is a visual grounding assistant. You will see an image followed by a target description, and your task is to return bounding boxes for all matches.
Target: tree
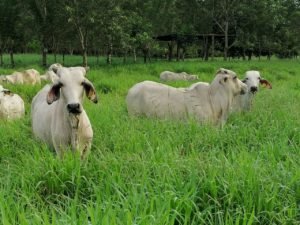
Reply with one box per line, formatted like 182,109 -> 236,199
210,0 -> 240,60
63,0 -> 99,67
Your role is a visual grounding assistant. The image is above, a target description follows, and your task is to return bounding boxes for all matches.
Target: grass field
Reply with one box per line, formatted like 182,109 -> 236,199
0,55 -> 299,224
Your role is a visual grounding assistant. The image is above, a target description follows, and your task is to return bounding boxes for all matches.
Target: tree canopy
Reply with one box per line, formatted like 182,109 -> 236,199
0,0 -> 299,66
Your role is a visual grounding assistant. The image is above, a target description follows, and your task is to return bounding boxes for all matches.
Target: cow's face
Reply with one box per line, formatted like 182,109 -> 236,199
217,68 -> 247,96
243,71 -> 272,94
47,67 -> 97,115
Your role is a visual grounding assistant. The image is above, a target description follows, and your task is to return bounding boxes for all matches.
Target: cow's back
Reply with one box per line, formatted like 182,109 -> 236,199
126,81 -> 186,119
0,93 -> 25,119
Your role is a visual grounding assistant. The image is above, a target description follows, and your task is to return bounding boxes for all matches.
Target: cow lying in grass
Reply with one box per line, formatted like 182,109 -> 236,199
31,66 -> 98,159
127,68 -> 247,126
0,85 -> 25,120
0,69 -> 41,85
160,71 -> 199,81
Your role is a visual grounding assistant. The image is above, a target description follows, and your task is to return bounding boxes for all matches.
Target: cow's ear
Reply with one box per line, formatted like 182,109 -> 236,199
47,82 -> 62,104
83,79 -> 98,103
260,79 -> 272,89
216,68 -> 223,74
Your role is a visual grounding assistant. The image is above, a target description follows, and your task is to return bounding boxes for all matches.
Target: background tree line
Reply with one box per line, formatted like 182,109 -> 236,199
0,0 -> 299,67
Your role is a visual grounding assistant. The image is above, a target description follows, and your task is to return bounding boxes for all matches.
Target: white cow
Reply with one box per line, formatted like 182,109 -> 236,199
0,69 -> 41,85
31,66 -> 98,159
0,85 -> 25,120
160,71 -> 199,81
127,68 -> 247,126
40,63 -> 62,83
232,70 -> 272,112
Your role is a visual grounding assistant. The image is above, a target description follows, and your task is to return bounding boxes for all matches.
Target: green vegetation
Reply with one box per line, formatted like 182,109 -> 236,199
0,58 -> 299,224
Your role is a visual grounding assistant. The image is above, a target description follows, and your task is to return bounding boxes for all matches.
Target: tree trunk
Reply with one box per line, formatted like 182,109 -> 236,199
148,50 -> 151,62
133,48 -> 137,63
123,51 -> 127,63
204,37 -> 209,61
96,50 -> 100,65
258,42 -> 261,60
168,41 -> 174,61
82,48 -> 88,67
143,49 -> 147,63
0,50 -> 3,66
10,49 -> 15,68
107,42 -> 112,64
54,50 -> 57,63
248,51 -> 252,60
176,41 -> 180,61
62,49 -> 65,65
42,46 -> 47,67
224,21 -> 229,61
211,35 -> 215,60
182,47 -> 186,61
267,50 -> 271,60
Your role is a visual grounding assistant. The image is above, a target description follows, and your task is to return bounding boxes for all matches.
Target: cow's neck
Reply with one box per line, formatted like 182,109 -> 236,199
57,98 -> 82,151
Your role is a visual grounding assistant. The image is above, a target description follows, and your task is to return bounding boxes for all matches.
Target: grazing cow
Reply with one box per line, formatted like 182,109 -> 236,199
31,67 -> 98,159
160,71 -> 199,81
232,70 -> 272,112
0,69 -> 41,85
127,68 -> 247,126
0,85 -> 25,120
40,63 -> 62,83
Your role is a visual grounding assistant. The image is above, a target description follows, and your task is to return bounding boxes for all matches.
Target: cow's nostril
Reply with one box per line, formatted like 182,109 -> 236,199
250,86 -> 258,93
67,103 -> 81,114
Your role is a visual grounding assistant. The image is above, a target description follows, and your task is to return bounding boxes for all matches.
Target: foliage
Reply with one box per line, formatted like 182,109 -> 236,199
0,0 -> 299,66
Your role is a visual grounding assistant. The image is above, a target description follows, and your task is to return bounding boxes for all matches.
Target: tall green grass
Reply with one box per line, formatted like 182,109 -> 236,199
0,57 -> 299,224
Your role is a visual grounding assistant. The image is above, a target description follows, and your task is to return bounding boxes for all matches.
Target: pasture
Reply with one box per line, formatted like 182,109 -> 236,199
0,57 -> 299,224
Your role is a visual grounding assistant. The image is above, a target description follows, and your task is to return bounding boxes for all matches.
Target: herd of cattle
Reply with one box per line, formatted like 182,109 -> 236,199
0,64 -> 272,158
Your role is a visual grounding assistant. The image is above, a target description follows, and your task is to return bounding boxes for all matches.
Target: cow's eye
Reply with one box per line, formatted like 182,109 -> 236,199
233,76 -> 237,80
258,77 -> 261,80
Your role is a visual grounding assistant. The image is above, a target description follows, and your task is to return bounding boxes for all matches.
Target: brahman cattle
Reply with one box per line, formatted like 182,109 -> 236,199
40,63 -> 62,83
0,69 -> 41,85
160,71 -> 199,81
0,85 -> 25,120
31,66 -> 98,159
127,68 -> 247,126
232,70 -> 272,112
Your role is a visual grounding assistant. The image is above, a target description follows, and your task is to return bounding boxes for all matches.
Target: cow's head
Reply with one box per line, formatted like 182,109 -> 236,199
242,71 -> 272,94
0,75 -> 8,83
187,75 -> 199,81
47,67 -> 98,115
216,68 -> 247,96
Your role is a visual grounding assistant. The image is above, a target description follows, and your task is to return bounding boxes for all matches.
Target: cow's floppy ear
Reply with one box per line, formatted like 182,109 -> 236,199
260,79 -> 272,89
83,79 -> 98,103
47,82 -> 62,104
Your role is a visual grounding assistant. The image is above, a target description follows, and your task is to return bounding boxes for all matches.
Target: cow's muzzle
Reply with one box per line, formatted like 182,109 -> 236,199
250,86 -> 258,93
67,103 -> 82,114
